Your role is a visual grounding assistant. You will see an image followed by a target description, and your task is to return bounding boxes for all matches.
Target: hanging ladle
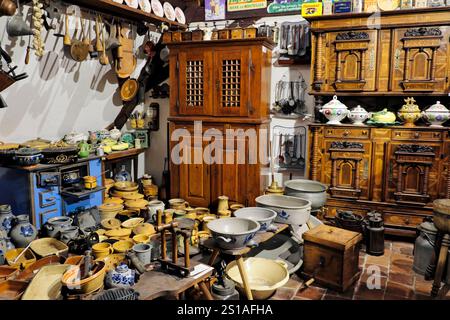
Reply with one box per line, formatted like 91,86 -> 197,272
6,0 -> 33,37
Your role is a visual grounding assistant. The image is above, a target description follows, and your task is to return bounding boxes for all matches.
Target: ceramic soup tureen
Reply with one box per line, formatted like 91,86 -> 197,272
348,105 -> 370,125
319,95 -> 349,125
422,101 -> 450,127
398,97 -> 421,127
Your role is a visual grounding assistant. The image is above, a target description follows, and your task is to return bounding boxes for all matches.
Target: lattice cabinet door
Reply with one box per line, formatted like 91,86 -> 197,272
177,50 -> 213,115
213,49 -> 250,117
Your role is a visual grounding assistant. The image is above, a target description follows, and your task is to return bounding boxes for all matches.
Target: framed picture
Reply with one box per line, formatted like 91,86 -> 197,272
205,0 -> 226,20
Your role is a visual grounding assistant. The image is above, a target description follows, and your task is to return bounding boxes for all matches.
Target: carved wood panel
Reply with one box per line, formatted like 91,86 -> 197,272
390,27 -> 449,92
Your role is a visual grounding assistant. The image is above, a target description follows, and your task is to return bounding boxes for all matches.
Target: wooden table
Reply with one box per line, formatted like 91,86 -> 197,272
202,223 -> 289,300
101,148 -> 146,183
133,261 -> 214,300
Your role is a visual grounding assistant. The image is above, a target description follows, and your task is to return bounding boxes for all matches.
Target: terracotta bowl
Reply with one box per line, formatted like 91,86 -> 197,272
113,240 -> 134,253
62,261 -> 106,294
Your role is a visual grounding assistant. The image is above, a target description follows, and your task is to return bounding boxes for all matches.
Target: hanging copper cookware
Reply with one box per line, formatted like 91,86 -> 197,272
0,0 -> 17,16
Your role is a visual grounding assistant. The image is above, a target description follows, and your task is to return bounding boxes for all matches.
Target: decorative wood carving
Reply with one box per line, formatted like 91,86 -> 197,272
330,141 -> 364,149
336,31 -> 369,41
404,27 -> 442,37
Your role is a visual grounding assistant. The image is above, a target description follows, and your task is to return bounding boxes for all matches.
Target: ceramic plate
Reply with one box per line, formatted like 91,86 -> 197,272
163,1 -> 175,21
112,0 -> 124,3
138,0 -> 151,13
174,7 -> 185,24
377,0 -> 399,10
125,0 -> 139,9
151,0 -> 164,17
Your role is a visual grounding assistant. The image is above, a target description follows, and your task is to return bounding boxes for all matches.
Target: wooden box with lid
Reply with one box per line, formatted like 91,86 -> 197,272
302,225 -> 363,292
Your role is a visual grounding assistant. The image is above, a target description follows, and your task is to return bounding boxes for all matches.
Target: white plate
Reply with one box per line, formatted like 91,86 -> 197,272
174,7 -> 185,24
151,0 -> 164,17
112,0 -> 124,3
125,0 -> 139,9
163,1 -> 175,21
138,0 -> 151,13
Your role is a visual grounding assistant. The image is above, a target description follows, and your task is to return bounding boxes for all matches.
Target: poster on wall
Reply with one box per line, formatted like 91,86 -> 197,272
267,0 -> 304,13
227,0 -> 268,12
205,0 -> 226,20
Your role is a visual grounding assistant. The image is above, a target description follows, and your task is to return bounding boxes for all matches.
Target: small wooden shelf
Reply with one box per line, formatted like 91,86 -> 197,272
62,0 -> 187,29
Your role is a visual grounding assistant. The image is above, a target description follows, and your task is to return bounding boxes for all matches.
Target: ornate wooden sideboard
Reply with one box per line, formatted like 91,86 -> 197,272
307,124 -> 450,236
167,39 -> 274,208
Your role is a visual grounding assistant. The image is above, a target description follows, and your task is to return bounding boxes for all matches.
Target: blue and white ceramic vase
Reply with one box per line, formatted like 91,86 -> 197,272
0,205 -> 14,234
105,263 -> 136,289
10,215 -> 37,248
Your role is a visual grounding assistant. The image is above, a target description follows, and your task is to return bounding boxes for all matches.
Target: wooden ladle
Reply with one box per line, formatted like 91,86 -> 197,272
63,13 -> 71,46
99,22 -> 109,65
95,15 -> 103,52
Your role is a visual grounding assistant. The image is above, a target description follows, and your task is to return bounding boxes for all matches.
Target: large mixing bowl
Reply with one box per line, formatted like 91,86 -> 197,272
233,207 -> 277,233
433,199 -> 450,233
284,179 -> 328,211
255,195 -> 311,226
207,218 -> 260,250
226,257 -> 289,300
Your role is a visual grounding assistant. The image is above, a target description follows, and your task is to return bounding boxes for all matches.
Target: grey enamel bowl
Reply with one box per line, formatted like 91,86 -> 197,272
207,218 -> 260,250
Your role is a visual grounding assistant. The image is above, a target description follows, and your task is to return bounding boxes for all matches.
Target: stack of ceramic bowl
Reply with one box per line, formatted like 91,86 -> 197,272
99,203 -> 124,221
124,199 -> 149,212
110,181 -> 140,200
104,179 -> 115,195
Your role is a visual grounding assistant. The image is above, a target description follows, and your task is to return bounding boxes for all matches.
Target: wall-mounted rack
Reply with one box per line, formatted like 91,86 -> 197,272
62,0 -> 187,29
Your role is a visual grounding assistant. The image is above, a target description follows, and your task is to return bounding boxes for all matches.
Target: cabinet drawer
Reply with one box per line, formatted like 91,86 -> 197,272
392,130 -> 443,141
38,189 -> 58,208
39,209 -> 60,227
383,212 -> 425,228
324,128 -> 369,139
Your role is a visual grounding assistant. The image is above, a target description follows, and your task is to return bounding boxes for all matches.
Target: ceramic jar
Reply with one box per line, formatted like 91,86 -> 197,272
1,237 -> 15,251
83,176 -> 97,189
422,101 -> 450,127
109,127 -> 122,141
148,200 -> 165,222
398,97 -> 421,127
348,105 -> 370,125
10,215 -> 37,247
319,95 -> 349,125
217,196 -> 229,212
105,263 -> 136,289
0,205 -> 14,233
43,216 -> 73,238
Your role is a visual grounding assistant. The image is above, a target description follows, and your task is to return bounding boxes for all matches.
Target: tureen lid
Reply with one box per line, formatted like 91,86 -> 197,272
399,97 -> 420,112
322,95 -> 348,110
350,105 -> 367,112
16,147 -> 41,156
426,101 -> 450,113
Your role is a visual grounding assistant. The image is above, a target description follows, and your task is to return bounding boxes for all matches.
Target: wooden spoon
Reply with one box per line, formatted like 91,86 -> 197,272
99,23 -> 109,65
81,17 -> 89,46
95,15 -> 103,52
87,18 -> 94,53
64,13 -> 71,46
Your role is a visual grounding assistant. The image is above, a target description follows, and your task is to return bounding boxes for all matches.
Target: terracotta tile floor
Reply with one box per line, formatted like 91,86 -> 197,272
270,240 -> 450,300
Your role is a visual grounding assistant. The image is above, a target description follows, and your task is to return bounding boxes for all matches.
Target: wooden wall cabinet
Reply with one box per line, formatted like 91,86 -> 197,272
308,124 -> 450,237
308,8 -> 450,96
168,39 -> 274,208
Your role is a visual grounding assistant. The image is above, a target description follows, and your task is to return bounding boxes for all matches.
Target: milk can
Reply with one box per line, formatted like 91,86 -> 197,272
364,216 -> 385,256
413,219 -> 437,275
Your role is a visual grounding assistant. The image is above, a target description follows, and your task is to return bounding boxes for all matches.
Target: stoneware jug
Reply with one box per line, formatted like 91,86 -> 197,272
105,263 -> 136,289
44,216 -> 73,238
10,214 -> 37,247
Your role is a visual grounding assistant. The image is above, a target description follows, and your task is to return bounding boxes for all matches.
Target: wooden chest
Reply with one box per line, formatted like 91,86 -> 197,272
303,225 -> 362,292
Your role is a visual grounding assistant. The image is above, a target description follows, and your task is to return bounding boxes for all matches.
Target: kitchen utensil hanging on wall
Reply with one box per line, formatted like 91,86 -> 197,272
63,13 -> 71,45
99,18 -> 109,65
120,78 -> 139,102
0,0 -> 17,16
105,18 -> 120,50
6,0 -> 32,37
70,16 -> 89,62
95,15 -> 103,52
115,23 -> 137,78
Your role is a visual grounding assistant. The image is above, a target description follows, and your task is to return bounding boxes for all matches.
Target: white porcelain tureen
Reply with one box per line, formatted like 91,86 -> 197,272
348,105 -> 370,125
422,101 -> 450,127
319,95 -> 349,125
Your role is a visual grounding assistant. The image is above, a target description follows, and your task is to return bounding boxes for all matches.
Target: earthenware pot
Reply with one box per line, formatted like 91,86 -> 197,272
422,101 -> 450,127
255,195 -> 312,226
10,215 -> 37,247
132,243 -> 152,265
207,218 -> 260,250
233,207 -> 277,233
348,105 -> 371,125
105,263 -> 136,289
0,205 -> 14,233
92,242 -> 114,259
83,176 -> 97,190
0,237 -> 15,251
43,216 -> 73,238
169,198 -> 188,210
319,95 -> 349,125
284,179 -> 328,211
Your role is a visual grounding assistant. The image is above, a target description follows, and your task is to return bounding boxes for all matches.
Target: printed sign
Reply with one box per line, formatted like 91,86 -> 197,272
205,0 -> 226,20
267,0 -> 303,13
227,0 -> 268,12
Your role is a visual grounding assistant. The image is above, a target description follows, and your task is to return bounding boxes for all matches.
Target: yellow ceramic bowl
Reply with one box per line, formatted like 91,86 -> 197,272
95,254 -> 126,271
114,181 -> 139,192
62,261 -> 106,294
113,240 -> 134,253
132,223 -> 156,236
92,242 -> 114,259
105,228 -> 132,239
101,218 -> 122,230
5,248 -> 37,269
121,217 -> 145,229
102,198 -> 124,205
110,190 -> 137,198
121,193 -> 145,201
133,234 -> 151,244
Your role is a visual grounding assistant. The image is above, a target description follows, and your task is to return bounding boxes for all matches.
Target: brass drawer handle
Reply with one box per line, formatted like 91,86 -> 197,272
362,130 -> 368,136
414,132 -> 420,139
343,130 -> 349,137
404,218 -> 410,225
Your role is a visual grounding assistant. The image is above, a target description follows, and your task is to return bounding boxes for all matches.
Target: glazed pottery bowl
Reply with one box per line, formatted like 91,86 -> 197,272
92,242 -> 114,259
113,240 -> 134,253
255,195 -> 312,226
29,238 -> 68,258
103,197 -> 124,205
121,217 -> 145,229
284,179 -> 328,211
226,258 -> 289,300
169,198 -> 188,210
233,207 -> 277,233
62,261 -> 106,294
101,218 -> 122,230
95,254 -> 127,271
319,95 -> 349,125
105,228 -> 132,240
5,248 -> 37,269
21,264 -> 71,300
207,218 -> 260,250
132,223 -> 156,236
133,234 -> 151,244
114,181 -> 138,192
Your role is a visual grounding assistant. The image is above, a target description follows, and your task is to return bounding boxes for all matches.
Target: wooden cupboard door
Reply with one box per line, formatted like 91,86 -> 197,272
390,27 -> 449,92
326,30 -> 378,92
177,50 -> 213,115
322,140 -> 372,200
213,48 -> 250,117
384,143 -> 441,205
178,138 -> 211,207
213,138 -> 248,206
